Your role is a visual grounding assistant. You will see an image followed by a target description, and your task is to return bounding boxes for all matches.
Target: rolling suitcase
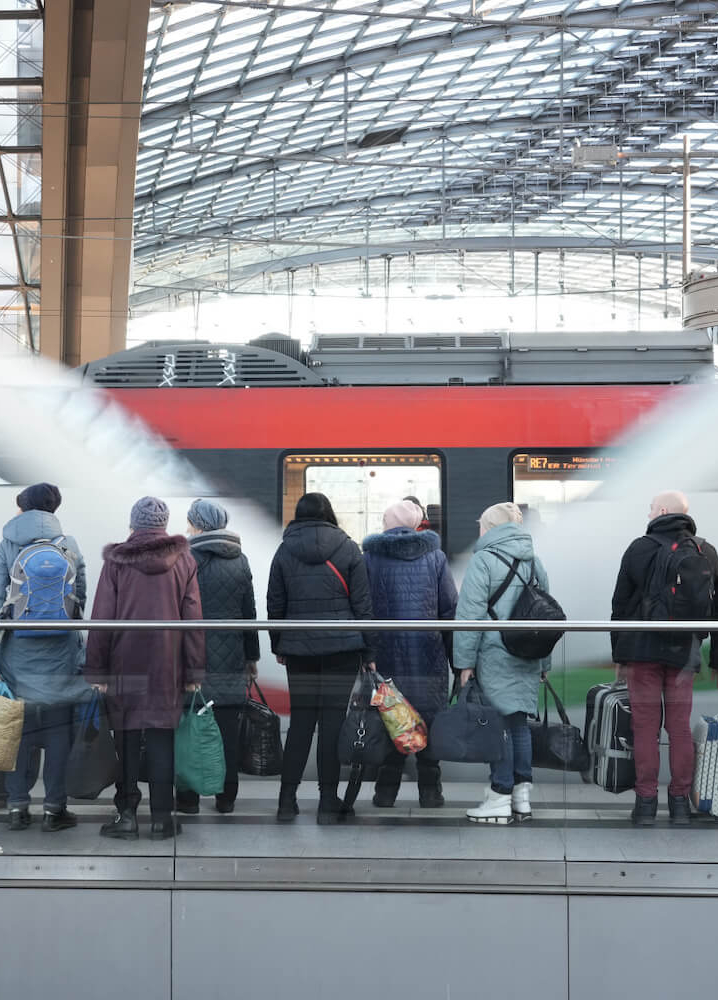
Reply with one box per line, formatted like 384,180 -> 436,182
584,682 -> 635,794
691,714 -> 718,816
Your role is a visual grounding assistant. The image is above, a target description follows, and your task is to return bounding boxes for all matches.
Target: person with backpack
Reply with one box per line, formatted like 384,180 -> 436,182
0,483 -> 88,832
177,498 -> 260,815
363,499 -> 457,808
267,492 -> 375,824
85,497 -> 205,840
611,490 -> 718,826
454,502 -> 551,824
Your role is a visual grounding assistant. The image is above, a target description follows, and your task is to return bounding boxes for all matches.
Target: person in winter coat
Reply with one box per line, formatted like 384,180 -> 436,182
363,499 -> 457,808
0,483 -> 88,833
612,491 -> 718,827
454,502 -> 550,824
177,498 -> 260,815
267,492 -> 376,824
85,496 -> 205,841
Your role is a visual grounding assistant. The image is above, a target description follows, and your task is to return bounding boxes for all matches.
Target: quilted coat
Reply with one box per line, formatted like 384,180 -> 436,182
85,529 -> 205,730
189,529 -> 260,705
267,518 -> 375,661
0,509 -> 89,706
362,528 -> 457,722
453,521 -> 550,716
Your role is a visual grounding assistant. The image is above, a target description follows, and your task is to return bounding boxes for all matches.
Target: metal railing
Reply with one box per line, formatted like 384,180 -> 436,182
0,619 -> 715,632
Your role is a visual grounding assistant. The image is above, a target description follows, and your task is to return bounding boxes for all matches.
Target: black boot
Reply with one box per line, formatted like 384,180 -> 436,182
42,807 -> 78,833
276,784 -> 299,823
8,807 -> 31,831
372,785 -> 399,808
631,794 -> 658,827
418,784 -> 445,809
418,755 -> 444,808
100,808 -> 139,840
150,817 -> 182,840
668,793 -> 691,826
317,785 -> 349,825
176,790 -> 200,815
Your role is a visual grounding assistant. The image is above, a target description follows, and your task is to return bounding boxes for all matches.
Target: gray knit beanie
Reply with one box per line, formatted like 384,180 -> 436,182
187,498 -> 228,532
130,496 -> 169,531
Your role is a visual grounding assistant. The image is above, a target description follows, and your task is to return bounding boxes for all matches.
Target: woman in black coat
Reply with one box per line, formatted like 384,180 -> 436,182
267,493 -> 375,824
178,499 -> 260,815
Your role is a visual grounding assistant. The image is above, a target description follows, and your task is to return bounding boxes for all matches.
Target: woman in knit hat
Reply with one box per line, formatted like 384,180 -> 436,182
363,500 -> 457,808
86,496 -> 205,841
454,501 -> 550,825
177,499 -> 260,815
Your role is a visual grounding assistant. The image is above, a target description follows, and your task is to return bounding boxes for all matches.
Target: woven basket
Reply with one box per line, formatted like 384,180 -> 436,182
0,694 -> 24,771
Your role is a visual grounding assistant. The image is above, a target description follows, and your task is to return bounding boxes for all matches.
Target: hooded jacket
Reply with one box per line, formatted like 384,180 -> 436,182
363,528 -> 457,721
85,529 -> 205,730
453,522 -> 550,716
267,518 -> 375,660
611,513 -> 718,670
0,509 -> 89,705
189,529 -> 259,705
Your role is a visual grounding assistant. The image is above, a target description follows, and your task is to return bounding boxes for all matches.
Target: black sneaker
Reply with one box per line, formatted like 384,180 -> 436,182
668,793 -> 691,826
215,798 -> 235,815
631,795 -> 658,827
8,807 -> 30,830
42,808 -> 78,833
100,810 -> 139,840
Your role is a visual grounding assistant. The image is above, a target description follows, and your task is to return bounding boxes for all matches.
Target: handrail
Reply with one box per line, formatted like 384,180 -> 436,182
0,619 -> 715,632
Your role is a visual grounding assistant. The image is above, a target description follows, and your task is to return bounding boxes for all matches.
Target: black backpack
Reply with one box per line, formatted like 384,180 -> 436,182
641,535 -> 715,622
487,552 -> 566,659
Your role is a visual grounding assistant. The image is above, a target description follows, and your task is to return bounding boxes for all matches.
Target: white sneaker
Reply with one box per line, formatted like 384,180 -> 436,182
466,788 -> 513,824
511,782 -> 533,822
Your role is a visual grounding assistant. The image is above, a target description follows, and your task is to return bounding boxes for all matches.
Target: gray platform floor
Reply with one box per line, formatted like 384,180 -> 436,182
1,778 -> 716,866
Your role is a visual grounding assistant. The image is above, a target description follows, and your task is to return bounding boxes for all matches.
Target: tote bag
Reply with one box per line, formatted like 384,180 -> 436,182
66,691 -> 119,799
0,678 -> 24,772
175,690 -> 226,795
239,679 -> 283,777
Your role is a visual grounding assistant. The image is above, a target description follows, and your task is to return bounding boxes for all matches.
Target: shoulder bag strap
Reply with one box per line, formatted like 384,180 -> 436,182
487,554 -> 521,619
543,678 -> 572,727
326,559 -> 350,596
247,678 -> 269,706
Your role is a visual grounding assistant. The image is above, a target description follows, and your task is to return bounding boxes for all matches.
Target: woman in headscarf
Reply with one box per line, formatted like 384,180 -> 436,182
363,500 -> 457,808
177,499 -> 260,815
454,502 -> 549,825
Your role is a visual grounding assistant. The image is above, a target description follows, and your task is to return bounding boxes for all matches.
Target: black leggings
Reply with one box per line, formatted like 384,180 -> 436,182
114,728 -> 174,821
282,652 -> 359,789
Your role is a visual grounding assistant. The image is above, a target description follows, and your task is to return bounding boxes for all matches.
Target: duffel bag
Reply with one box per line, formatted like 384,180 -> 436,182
429,676 -> 505,763
529,679 -> 590,772
338,667 -> 392,768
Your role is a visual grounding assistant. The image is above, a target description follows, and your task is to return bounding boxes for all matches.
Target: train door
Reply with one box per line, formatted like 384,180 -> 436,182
281,453 -> 443,544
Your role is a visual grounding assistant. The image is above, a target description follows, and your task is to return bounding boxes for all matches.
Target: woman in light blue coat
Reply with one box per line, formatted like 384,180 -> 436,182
454,502 -> 549,825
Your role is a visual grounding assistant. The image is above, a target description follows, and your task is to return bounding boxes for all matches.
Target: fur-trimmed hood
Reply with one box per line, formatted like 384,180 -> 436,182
362,527 -> 441,561
103,530 -> 189,575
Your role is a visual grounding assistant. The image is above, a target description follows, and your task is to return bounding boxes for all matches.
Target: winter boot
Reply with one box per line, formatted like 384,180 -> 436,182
466,788 -> 513,824
511,782 -> 533,822
631,794 -> 658,827
42,808 -> 78,833
418,784 -> 445,809
668,793 -> 691,826
8,807 -> 31,831
100,808 -> 139,840
372,784 -> 399,808
150,817 -> 182,840
417,757 -> 444,808
276,784 -> 299,823
317,785 -> 350,825
175,790 -> 200,815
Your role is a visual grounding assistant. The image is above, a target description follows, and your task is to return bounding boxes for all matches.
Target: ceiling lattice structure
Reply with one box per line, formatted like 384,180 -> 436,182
131,0 -> 718,312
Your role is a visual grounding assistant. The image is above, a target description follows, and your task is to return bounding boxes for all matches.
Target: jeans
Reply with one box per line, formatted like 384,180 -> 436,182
627,661 -> 694,798
176,705 -> 240,808
113,728 -> 174,821
6,704 -> 73,812
490,711 -> 532,794
282,652 -> 360,789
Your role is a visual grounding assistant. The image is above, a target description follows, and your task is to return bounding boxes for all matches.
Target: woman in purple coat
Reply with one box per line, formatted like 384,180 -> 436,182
363,501 -> 457,808
86,497 -> 205,840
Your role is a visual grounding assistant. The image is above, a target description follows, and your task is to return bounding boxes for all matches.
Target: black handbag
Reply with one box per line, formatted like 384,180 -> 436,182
530,678 -> 590,772
428,676 -> 505,763
339,668 -> 393,808
238,679 -> 284,776
66,691 -> 119,799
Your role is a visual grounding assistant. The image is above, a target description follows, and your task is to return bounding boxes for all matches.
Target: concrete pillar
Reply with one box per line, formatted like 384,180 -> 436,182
41,0 -> 149,365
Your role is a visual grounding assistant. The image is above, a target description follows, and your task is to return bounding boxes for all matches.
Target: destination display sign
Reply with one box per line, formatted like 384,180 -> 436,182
513,452 -> 619,479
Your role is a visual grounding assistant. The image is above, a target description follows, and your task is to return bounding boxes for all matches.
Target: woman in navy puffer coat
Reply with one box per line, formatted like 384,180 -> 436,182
363,500 -> 457,808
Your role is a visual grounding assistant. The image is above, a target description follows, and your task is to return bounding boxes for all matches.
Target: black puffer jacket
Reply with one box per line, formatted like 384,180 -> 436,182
190,530 -> 260,705
267,519 -> 375,661
611,513 -> 718,671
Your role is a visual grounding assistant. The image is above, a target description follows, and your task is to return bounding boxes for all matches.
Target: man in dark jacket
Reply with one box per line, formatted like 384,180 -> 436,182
0,483 -> 87,833
267,492 -> 375,823
612,490 -> 718,827
179,498 -> 260,815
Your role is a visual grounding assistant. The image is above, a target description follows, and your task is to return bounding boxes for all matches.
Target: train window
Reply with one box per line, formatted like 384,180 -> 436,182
512,451 -> 619,525
282,453 -> 442,544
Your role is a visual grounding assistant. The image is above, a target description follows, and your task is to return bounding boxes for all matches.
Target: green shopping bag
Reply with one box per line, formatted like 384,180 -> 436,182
174,690 -> 226,795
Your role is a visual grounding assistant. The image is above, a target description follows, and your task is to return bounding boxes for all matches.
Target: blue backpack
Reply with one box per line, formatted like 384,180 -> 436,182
3,536 -> 79,636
